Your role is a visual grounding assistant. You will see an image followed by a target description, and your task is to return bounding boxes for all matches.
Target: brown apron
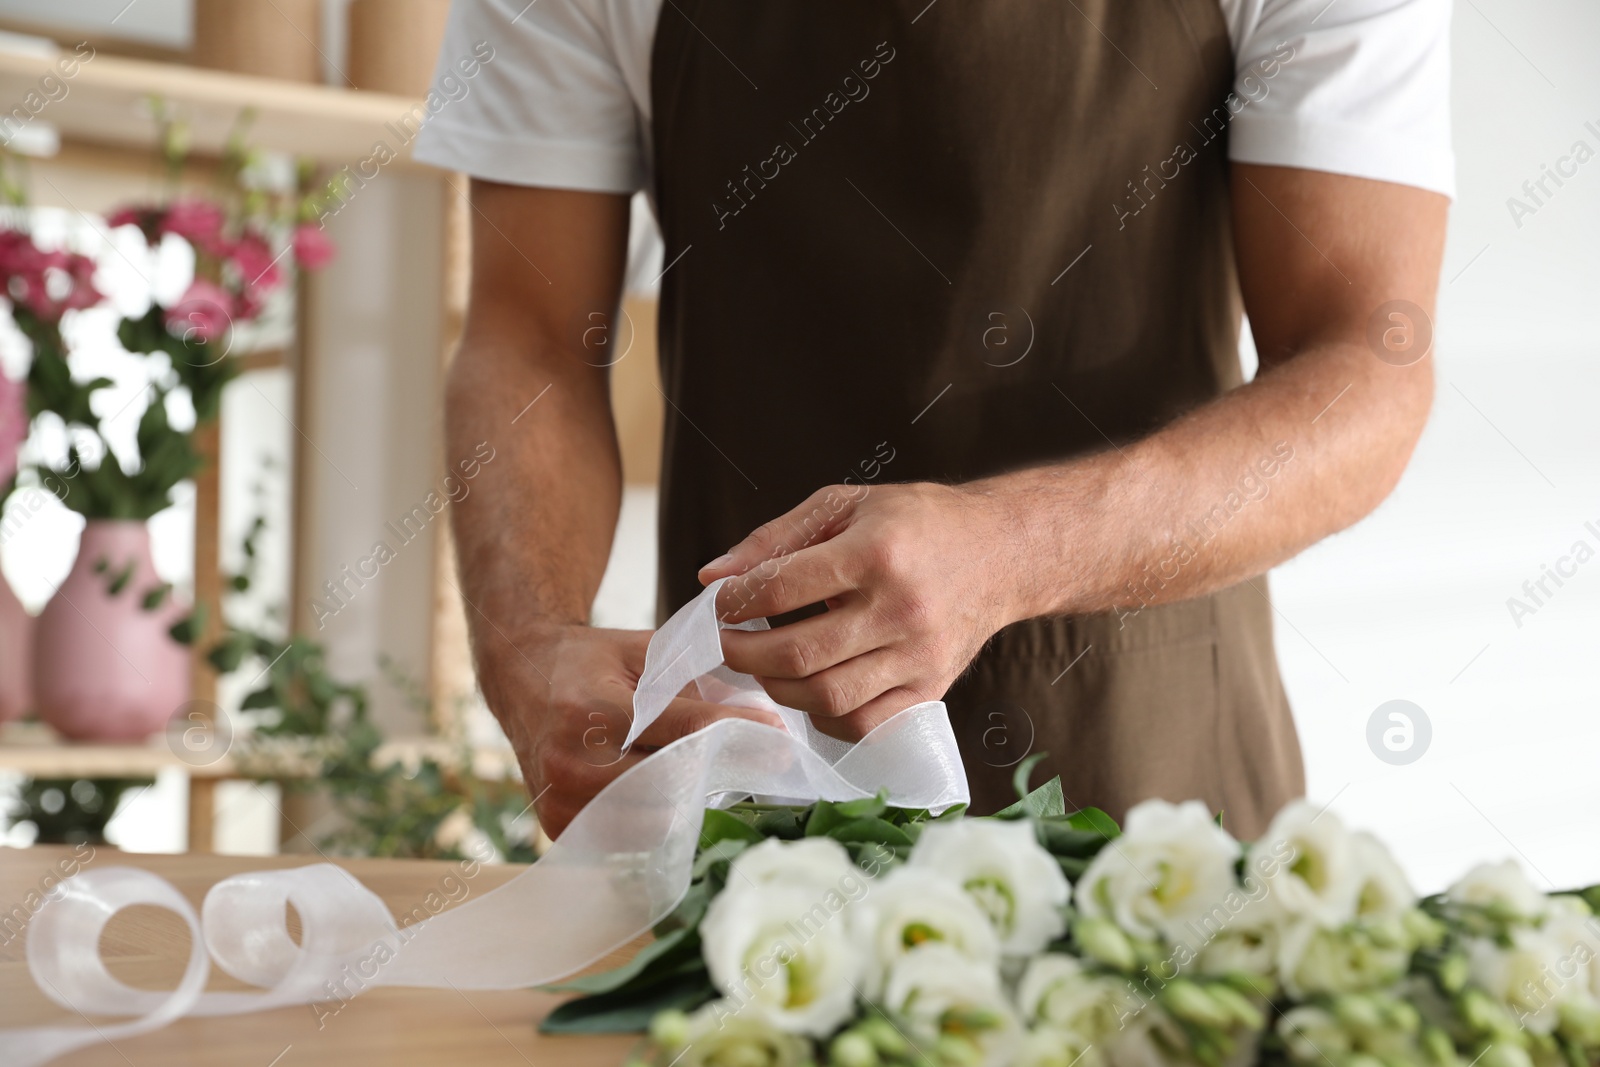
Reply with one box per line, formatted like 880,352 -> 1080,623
648,0 -> 1304,839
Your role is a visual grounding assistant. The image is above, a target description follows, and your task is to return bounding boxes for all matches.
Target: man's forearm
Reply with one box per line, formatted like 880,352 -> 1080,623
985,337 -> 1432,624
447,334 -> 622,661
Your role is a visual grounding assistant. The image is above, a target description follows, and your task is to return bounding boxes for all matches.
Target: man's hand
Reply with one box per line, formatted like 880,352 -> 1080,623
482,625 -> 783,838
698,482 -> 1028,741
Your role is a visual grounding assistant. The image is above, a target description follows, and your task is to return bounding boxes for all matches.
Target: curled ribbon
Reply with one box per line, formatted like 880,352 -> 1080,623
1,578 -> 970,1066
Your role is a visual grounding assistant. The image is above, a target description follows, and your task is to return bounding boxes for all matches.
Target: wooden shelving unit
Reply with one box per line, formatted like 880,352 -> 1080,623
0,38 -> 476,851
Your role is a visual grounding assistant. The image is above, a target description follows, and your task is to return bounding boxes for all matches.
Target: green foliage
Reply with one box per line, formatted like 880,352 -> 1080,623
3,777 -> 154,845
117,304 -> 239,423
541,768 -> 1112,1035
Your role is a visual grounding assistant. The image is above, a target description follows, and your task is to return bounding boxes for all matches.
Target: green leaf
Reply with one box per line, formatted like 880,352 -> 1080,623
544,926 -> 699,995
1037,822 -> 1111,858
827,817 -> 915,848
106,561 -> 135,596
806,791 -> 889,837
1012,752 -> 1050,801
995,773 -> 1066,821
751,806 -> 805,839
700,808 -> 764,847
538,971 -> 716,1034
1065,807 -> 1121,839
140,583 -> 173,612
240,686 -> 280,711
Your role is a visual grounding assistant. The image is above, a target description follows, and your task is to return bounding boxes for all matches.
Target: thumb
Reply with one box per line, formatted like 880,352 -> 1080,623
698,485 -> 860,585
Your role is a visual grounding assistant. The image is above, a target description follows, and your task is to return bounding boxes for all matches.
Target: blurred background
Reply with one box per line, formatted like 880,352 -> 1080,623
0,0 -> 1592,891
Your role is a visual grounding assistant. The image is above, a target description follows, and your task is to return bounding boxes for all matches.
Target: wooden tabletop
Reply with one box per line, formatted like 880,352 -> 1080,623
0,846 -> 639,1067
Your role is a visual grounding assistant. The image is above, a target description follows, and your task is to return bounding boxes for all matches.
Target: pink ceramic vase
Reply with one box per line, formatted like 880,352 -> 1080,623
34,520 -> 190,741
0,564 -> 31,721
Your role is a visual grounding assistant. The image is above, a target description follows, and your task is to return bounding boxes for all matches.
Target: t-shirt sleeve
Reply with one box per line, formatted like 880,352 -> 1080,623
1228,0 -> 1455,198
411,0 -> 647,193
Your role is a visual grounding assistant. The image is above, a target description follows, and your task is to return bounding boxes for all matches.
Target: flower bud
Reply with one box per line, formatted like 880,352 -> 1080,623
1205,984 -> 1265,1031
1402,909 -> 1445,949
1161,980 -> 1232,1029
830,1032 -> 879,1067
1475,1044 -> 1534,1067
1332,994 -> 1385,1034
1558,999 -> 1600,1046
1074,917 -> 1137,972
1460,991 -> 1520,1041
1380,999 -> 1421,1035
1343,1054 -> 1386,1067
1437,954 -> 1469,994
1420,1026 -> 1459,1067
650,1010 -> 691,1050
934,1035 -> 982,1067
860,1018 -> 911,1058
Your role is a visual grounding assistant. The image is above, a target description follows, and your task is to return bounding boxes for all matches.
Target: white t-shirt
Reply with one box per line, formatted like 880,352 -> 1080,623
413,0 -> 1455,199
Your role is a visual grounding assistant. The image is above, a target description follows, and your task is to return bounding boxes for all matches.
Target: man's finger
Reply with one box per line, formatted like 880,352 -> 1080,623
698,485 -> 860,584
809,685 -> 930,743
633,695 -> 785,748
756,647 -> 904,720
712,541 -> 858,623
720,600 -> 881,680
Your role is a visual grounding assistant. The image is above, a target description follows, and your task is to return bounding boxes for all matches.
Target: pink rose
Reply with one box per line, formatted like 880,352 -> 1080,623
0,372 -> 26,487
157,199 -> 226,249
228,232 -> 282,293
165,278 -> 235,344
291,223 -> 335,270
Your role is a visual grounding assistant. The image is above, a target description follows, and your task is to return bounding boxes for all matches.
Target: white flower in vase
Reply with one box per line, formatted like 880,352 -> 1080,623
881,943 -> 1021,1067
678,999 -> 813,1067
700,879 -> 866,1035
1348,832 -> 1416,923
1016,953 -> 1135,1046
1446,859 -> 1550,923
907,819 -> 1071,955
1074,799 -> 1241,944
853,866 -> 1001,995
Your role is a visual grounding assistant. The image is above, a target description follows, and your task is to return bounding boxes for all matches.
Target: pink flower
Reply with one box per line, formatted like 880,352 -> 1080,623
165,278 -> 235,344
0,231 -> 103,322
292,223 -> 335,270
227,232 -> 282,293
157,199 -> 226,249
0,372 -> 26,487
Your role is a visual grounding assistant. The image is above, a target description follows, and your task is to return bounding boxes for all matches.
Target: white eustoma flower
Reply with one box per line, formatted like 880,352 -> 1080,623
1467,920 -> 1599,1036
1195,896 -> 1280,980
1253,801 -> 1362,927
700,879 -> 865,1036
882,944 -> 1021,1066
1017,953 -> 1134,1043
1074,799 -> 1241,943
853,866 -> 1001,994
1446,859 -> 1549,922
1276,920 -> 1409,998
729,836 -> 863,893
680,999 -> 812,1067
1015,1026 -> 1104,1067
1542,896 -> 1600,1007
908,819 -> 1071,955
1348,831 -> 1415,923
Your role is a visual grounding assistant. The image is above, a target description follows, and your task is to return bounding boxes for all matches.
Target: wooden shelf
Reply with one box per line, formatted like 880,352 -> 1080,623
0,43 -> 431,167
0,722 -> 518,782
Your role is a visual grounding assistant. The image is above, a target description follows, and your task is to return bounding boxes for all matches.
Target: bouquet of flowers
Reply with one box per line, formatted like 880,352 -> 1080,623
549,760 -> 1600,1067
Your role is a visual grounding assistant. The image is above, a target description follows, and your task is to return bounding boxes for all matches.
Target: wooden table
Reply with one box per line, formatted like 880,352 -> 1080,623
0,846 -> 638,1066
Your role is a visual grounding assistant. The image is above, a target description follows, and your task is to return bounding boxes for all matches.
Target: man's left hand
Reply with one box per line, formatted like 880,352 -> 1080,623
698,482 -> 1026,740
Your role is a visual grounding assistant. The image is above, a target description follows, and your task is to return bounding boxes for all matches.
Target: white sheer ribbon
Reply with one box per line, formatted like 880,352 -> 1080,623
1,578 -> 969,1067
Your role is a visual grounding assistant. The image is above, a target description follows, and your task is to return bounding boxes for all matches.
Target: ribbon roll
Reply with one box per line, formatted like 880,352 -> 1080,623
0,577 -> 970,1066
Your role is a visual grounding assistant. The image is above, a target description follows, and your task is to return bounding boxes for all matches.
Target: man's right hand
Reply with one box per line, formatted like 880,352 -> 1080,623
483,624 -> 783,838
